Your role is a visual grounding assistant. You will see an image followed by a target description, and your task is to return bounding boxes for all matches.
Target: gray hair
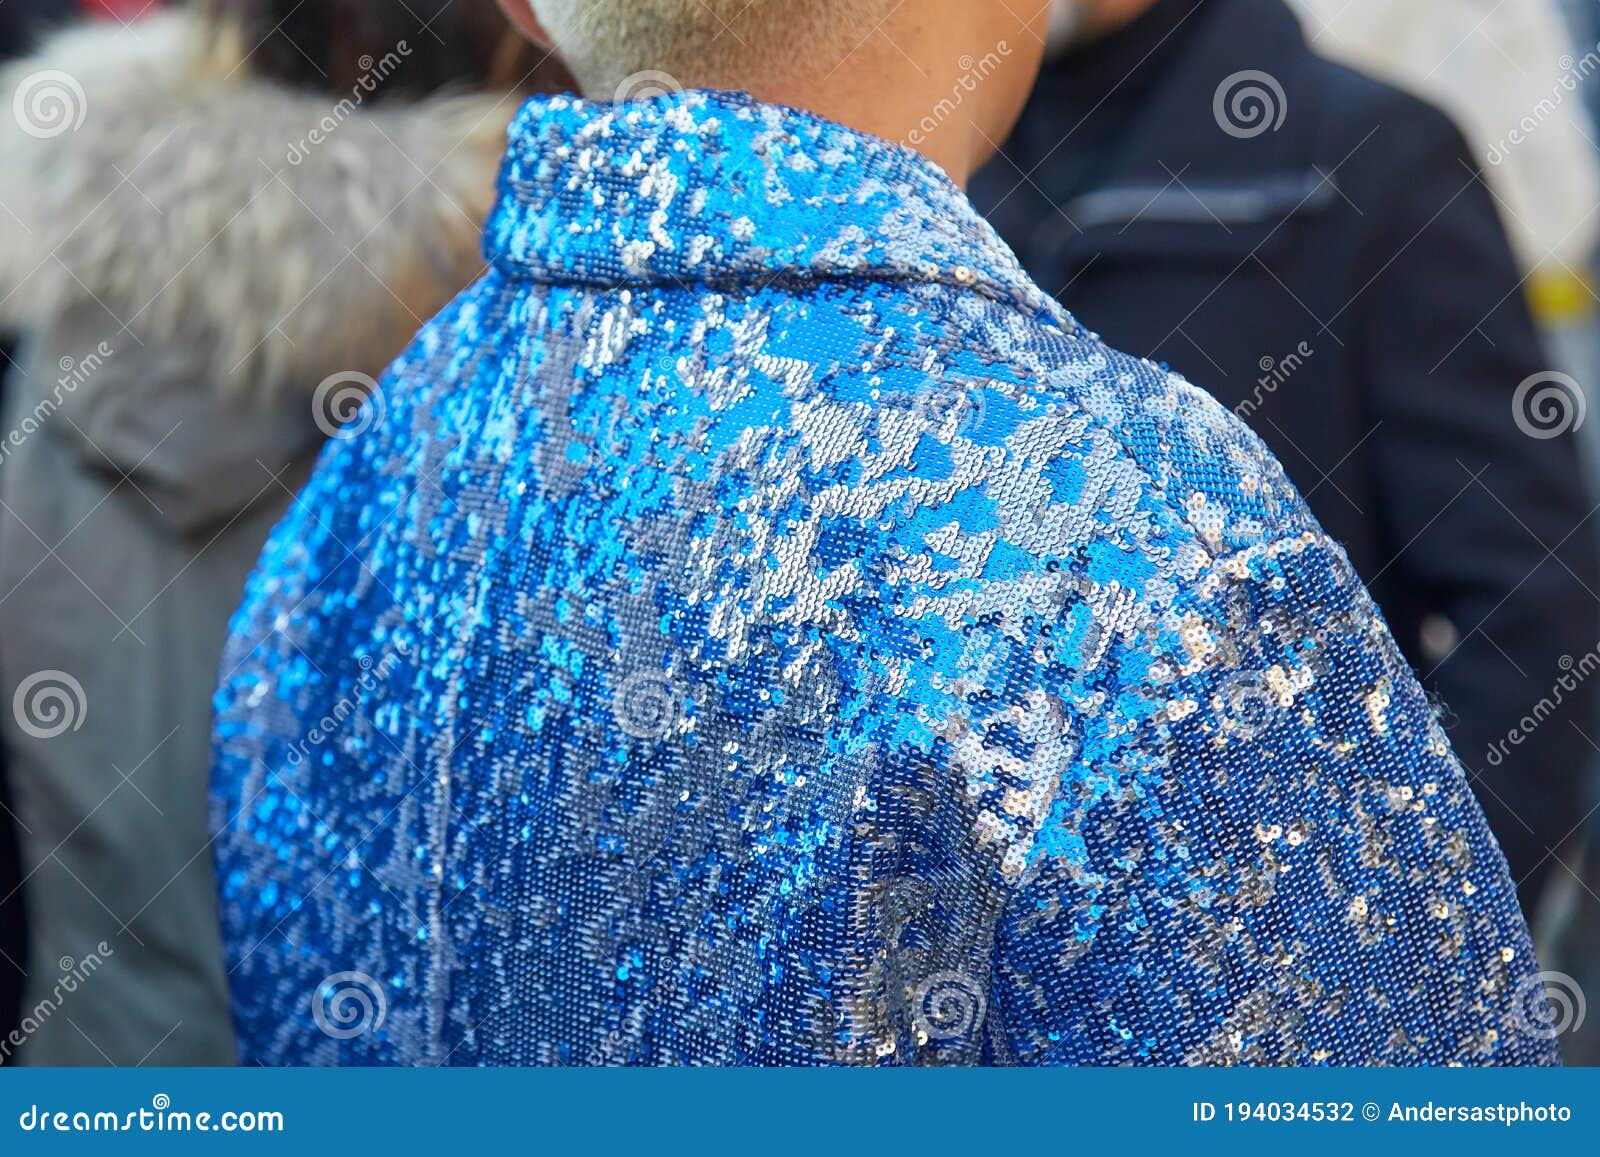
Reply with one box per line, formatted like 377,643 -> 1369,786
527,0 -> 886,97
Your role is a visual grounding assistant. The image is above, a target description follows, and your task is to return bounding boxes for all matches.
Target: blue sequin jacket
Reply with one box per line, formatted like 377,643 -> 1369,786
212,91 -> 1558,1066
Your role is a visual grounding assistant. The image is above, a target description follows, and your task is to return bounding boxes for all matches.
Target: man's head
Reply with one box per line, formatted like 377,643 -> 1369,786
497,0 -> 1049,185
508,1 -> 872,98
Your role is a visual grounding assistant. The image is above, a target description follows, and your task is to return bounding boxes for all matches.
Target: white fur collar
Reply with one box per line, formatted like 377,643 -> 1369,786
0,10 -> 518,394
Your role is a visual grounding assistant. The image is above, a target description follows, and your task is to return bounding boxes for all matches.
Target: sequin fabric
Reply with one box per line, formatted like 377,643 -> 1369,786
212,90 -> 1556,1066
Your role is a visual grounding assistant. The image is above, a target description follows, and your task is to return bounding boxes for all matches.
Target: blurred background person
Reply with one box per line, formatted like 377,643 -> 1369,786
0,0 -> 561,1064
1287,0 -> 1600,1069
1288,0 -> 1600,481
971,0 -> 1600,926
0,0 -> 86,1064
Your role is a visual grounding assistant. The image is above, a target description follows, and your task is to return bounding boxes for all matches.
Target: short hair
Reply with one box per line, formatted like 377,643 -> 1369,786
528,0 -> 888,98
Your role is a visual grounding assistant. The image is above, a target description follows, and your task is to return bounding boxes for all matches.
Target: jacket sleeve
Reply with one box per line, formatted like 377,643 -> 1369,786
1352,97 -> 1600,908
989,530 -> 1560,1066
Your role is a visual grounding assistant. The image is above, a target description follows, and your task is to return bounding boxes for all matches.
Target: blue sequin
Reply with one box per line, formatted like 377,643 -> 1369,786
212,91 -> 1555,1067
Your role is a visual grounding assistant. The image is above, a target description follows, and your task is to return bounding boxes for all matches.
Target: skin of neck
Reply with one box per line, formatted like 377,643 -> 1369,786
1076,0 -> 1165,42
735,5 -> 1049,188
498,1 -> 1049,189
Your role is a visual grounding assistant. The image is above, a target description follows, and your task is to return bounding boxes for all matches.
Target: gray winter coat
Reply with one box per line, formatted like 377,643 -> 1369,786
0,11 -> 511,1064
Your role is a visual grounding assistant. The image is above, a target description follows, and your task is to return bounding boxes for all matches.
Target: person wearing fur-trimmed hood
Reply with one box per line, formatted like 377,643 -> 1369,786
0,0 -> 554,1065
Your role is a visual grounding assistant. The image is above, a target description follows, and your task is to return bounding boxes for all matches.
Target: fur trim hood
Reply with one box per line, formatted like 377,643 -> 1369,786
0,10 -> 517,394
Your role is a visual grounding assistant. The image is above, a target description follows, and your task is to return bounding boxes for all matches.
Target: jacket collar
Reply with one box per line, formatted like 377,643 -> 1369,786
485,89 -> 1070,324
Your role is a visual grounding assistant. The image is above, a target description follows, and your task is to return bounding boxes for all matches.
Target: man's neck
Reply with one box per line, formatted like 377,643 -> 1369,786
631,14 -> 1041,190
745,75 -> 982,188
